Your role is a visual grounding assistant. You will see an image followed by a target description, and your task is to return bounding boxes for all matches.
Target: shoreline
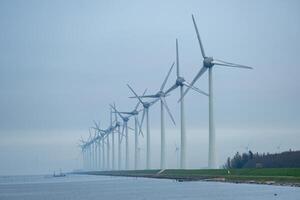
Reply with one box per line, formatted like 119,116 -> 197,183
74,168 -> 300,187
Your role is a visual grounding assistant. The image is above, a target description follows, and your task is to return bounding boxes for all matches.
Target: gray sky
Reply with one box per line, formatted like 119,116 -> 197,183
0,0 -> 300,175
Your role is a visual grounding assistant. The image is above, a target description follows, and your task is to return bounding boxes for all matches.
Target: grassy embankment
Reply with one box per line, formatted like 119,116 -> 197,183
82,168 -> 300,186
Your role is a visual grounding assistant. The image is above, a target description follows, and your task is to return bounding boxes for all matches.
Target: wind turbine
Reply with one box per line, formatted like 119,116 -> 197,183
93,128 -> 102,170
103,107 -> 118,170
127,84 -> 158,169
119,89 -> 146,170
94,123 -> 111,170
111,104 -> 133,170
109,107 -> 116,170
181,14 -> 253,169
134,62 -> 176,169
93,132 -> 98,170
92,121 -> 108,170
100,133 -> 106,170
87,128 -> 95,170
79,137 -> 87,170
89,128 -> 99,170
165,39 -> 208,169
111,104 -> 122,170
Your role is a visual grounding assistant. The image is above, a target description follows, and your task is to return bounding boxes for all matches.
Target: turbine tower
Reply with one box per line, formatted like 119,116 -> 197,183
127,84 -> 158,169
182,14 -> 253,169
135,62 -> 176,169
165,39 -> 208,169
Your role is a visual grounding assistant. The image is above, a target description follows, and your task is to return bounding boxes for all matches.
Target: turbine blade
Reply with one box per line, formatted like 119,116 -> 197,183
80,136 -> 84,143
136,117 -> 144,137
134,89 -> 147,111
182,81 -> 209,96
128,126 -> 134,131
120,125 -> 125,143
113,102 -> 117,121
139,109 -> 146,136
176,39 -> 179,77
90,126 -> 98,131
161,97 -> 176,125
110,104 -> 124,120
165,83 -> 178,95
212,59 -> 253,69
88,129 -> 92,140
127,84 -> 144,104
160,62 -> 175,91
93,120 -> 100,130
180,66 -> 207,101
134,102 -> 141,111
192,14 -> 206,58
131,95 -> 157,99
150,98 -> 159,106
119,112 -> 132,115
110,107 -> 113,125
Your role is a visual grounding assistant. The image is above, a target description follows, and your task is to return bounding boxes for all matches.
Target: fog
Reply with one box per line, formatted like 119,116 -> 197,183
0,0 -> 300,175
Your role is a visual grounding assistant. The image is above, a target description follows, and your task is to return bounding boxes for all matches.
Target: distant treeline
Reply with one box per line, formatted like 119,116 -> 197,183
224,150 -> 300,169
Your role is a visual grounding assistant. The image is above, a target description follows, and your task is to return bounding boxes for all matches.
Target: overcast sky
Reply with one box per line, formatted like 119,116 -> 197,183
0,0 -> 300,175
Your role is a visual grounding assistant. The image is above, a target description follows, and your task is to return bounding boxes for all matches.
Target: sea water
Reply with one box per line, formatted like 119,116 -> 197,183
0,174 -> 299,200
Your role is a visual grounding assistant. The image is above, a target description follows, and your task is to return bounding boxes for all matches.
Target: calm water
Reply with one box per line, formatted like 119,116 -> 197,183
0,174 -> 299,200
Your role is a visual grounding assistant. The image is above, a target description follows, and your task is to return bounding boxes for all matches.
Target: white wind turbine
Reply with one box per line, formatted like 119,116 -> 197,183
104,127 -> 111,170
127,84 -> 159,169
93,131 -> 99,169
86,129 -> 95,170
134,62 -> 176,169
112,105 -> 122,170
95,123 -> 113,170
93,128 -> 103,170
92,121 -> 109,170
181,14 -> 253,169
111,105 -> 130,170
90,128 -> 100,170
79,137 -> 88,170
107,109 -> 122,170
103,107 -> 119,170
165,39 -> 208,169
100,133 -> 106,170
118,89 -> 146,170
85,134 -> 91,170
109,107 -> 116,170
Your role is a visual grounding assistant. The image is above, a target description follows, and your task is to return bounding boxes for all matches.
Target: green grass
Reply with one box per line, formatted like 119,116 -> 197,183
158,168 -> 300,184
78,168 -> 300,185
161,168 -> 300,177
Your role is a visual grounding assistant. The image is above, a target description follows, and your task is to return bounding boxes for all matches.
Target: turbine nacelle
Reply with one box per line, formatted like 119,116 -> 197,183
143,102 -> 150,108
203,57 -> 214,68
115,121 -> 121,127
123,117 -> 129,122
176,76 -> 185,86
